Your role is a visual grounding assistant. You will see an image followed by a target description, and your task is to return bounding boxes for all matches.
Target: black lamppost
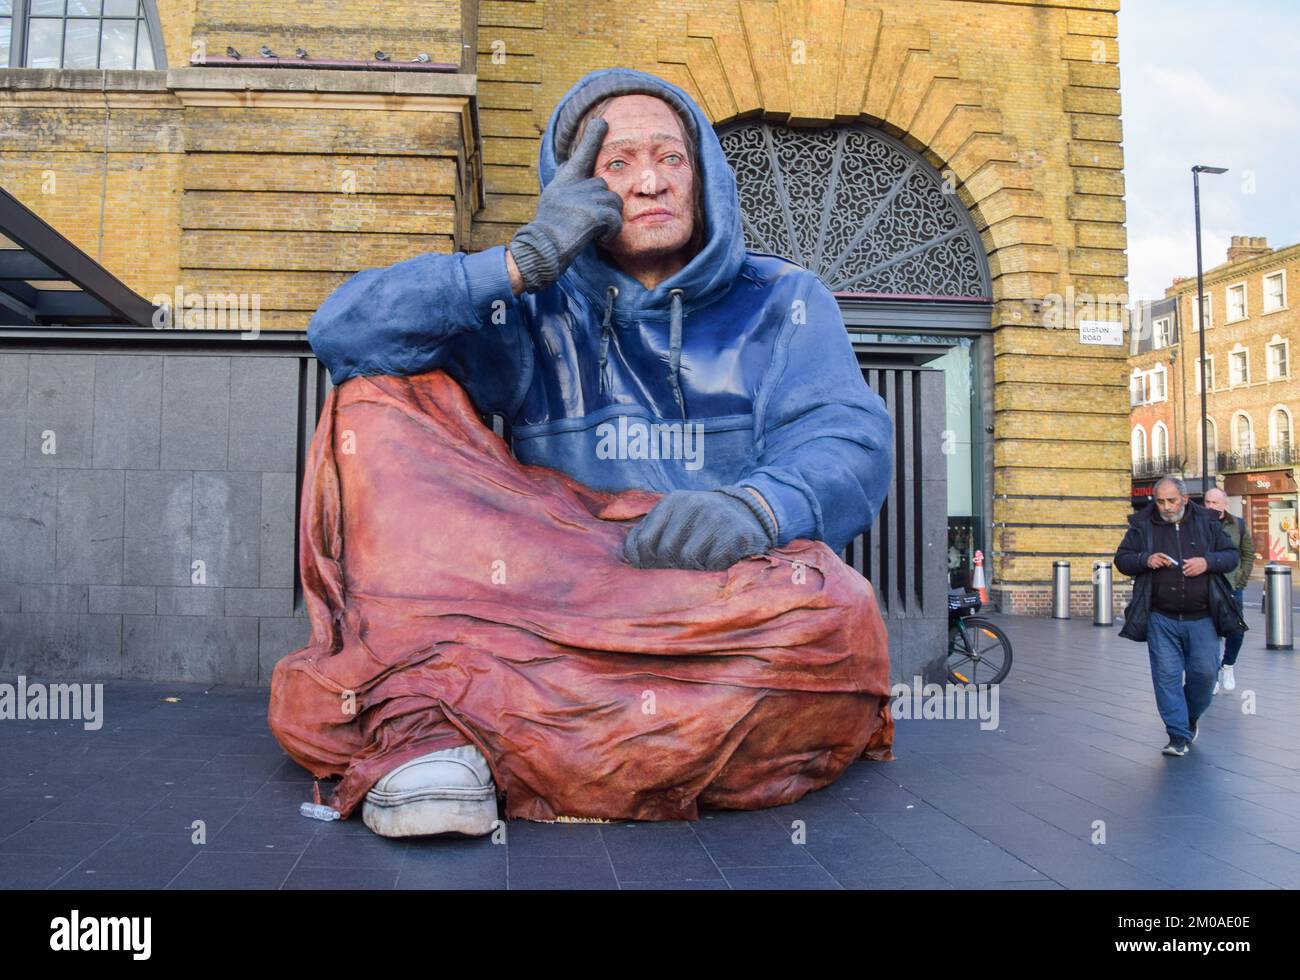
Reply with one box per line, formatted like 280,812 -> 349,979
1193,164 -> 1227,494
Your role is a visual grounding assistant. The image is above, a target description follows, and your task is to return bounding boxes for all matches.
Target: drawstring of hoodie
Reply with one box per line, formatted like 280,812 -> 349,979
598,284 -> 618,396
597,285 -> 687,421
667,288 -> 685,419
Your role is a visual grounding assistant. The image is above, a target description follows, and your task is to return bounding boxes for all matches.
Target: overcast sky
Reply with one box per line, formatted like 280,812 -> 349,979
1118,0 -> 1300,303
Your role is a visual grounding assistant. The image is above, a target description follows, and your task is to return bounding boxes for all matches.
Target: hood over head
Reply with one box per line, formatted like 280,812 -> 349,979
537,67 -> 748,323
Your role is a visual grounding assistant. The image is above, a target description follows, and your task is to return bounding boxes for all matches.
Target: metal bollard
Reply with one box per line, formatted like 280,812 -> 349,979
1265,563 -> 1293,651
1093,560 -> 1113,626
1052,560 -> 1071,619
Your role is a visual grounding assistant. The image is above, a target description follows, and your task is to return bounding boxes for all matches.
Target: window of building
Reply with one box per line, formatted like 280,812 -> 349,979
1132,426 -> 1147,464
1270,406 -> 1292,452
3,0 -> 163,69
1191,293 -> 1213,331
1153,316 -> 1173,349
1268,336 -> 1289,380
1233,412 -> 1254,454
1203,418 -> 1218,473
1264,270 -> 1287,313
1226,282 -> 1248,322
1196,355 -> 1215,394
1229,347 -> 1249,387
1150,365 -> 1167,402
1153,422 -> 1169,462
1130,370 -> 1145,407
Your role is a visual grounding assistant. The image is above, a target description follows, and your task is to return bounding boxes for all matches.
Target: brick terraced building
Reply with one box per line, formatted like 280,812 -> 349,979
1130,235 -> 1300,567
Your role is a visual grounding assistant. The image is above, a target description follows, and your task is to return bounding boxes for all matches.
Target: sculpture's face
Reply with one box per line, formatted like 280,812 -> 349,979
590,95 -> 696,263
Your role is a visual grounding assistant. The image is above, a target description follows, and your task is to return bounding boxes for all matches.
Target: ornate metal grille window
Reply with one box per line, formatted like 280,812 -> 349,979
719,122 -> 990,299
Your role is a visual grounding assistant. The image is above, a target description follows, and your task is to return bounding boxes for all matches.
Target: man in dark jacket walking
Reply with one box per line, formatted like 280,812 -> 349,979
1115,476 -> 1243,756
1204,487 -> 1254,693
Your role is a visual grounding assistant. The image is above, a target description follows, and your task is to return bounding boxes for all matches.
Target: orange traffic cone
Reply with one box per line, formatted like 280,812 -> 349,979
972,549 -> 988,604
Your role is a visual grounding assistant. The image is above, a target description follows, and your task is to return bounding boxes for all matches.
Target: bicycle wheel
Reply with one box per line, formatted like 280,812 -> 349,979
947,617 -> 1013,686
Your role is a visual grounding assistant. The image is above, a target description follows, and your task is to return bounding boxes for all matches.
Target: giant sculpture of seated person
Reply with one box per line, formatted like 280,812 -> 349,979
267,68 -> 896,838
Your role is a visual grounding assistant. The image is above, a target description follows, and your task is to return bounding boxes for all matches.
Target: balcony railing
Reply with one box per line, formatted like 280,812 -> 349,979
1132,455 -> 1184,480
1216,446 -> 1300,473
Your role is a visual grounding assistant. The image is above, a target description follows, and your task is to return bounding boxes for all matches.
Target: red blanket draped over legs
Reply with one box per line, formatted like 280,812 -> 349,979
268,370 -> 894,823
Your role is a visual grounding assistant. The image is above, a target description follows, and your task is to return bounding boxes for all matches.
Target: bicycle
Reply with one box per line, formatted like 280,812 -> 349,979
946,589 -> 1013,686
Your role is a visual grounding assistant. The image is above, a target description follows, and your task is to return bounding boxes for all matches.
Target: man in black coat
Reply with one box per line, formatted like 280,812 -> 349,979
1115,476 -> 1245,756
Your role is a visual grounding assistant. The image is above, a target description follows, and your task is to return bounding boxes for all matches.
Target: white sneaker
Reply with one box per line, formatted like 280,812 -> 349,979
362,743 -> 499,838
1213,678 -> 1220,695
1221,665 -> 1236,691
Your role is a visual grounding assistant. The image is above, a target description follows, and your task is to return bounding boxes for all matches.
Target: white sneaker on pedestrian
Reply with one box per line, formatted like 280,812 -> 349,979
1221,665 -> 1236,691
362,743 -> 499,838
1213,678 -> 1220,695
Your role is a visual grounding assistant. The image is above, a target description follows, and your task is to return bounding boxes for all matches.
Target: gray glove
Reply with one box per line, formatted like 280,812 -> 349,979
623,487 -> 779,571
508,117 -> 625,293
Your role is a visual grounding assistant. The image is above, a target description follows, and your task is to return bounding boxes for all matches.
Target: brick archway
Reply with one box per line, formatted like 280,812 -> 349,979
639,0 -> 1059,331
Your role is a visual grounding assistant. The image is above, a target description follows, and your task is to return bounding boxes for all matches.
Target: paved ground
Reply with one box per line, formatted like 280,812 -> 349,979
2,596 -> 1298,890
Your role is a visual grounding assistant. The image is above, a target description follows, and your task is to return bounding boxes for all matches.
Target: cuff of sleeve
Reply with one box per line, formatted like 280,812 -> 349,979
739,474 -> 817,545
462,246 -> 514,322
716,485 -> 778,543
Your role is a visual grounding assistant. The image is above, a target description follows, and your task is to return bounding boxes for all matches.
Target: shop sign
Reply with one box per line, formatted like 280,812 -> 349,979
1224,470 -> 1298,495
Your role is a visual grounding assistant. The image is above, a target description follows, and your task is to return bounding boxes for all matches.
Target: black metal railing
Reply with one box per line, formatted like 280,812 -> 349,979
1216,446 -> 1300,472
1132,455 -> 1184,480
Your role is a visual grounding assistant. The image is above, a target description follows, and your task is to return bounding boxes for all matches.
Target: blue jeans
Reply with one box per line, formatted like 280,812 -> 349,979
1221,588 -> 1245,666
1147,610 -> 1219,741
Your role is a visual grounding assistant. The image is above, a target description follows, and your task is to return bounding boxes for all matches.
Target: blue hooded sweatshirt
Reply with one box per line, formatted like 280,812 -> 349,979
306,67 -> 894,554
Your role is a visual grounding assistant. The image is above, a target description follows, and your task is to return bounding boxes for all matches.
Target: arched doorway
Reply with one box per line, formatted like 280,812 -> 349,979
719,121 -> 994,636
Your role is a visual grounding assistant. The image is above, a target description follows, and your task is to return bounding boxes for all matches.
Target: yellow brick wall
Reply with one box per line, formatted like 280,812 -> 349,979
0,84 -> 186,304
155,0 -> 466,67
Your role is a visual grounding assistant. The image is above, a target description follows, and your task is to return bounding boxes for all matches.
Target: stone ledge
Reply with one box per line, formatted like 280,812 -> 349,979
0,67 -> 476,98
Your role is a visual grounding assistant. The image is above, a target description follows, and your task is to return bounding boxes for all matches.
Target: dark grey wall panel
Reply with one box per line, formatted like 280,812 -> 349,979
92,354 -> 163,469
123,470 -> 193,586
160,355 -> 230,471
26,354 -> 95,468
259,616 -> 311,686
0,612 -> 122,676
259,471 -> 296,588
0,330 -> 322,687
54,468 -> 124,584
229,357 -> 298,472
0,467 -> 57,583
192,471 -> 261,587
0,354 -> 27,463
